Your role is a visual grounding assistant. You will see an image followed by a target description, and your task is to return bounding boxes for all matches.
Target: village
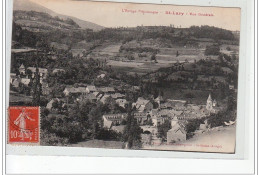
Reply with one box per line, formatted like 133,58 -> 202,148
8,7 -> 239,148
9,60 -> 231,146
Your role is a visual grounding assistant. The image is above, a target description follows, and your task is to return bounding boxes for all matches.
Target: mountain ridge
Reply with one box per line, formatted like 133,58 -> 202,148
13,0 -> 104,31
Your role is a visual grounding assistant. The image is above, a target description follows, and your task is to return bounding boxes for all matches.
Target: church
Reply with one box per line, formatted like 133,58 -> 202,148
206,94 -> 217,113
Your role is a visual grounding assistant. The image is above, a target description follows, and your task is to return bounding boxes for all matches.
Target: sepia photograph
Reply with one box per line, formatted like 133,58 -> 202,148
8,0 -> 240,153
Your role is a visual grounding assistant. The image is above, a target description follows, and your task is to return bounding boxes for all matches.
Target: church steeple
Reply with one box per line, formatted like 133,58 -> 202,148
207,94 -> 212,102
206,94 -> 213,111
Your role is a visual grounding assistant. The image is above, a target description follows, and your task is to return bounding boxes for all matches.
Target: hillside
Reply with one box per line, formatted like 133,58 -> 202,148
13,10 -> 81,32
13,0 -> 104,31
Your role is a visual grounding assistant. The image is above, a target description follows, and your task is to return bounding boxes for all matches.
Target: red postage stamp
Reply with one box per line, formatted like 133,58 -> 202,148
8,106 -> 40,144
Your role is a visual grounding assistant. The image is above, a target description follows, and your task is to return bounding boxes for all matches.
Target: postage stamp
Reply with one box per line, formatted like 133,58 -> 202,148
8,106 -> 40,144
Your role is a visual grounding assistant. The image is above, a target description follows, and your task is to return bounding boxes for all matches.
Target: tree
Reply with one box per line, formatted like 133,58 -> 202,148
226,46 -> 231,51
157,119 -> 171,141
185,118 -> 204,133
32,56 -> 41,106
176,51 -> 180,57
122,104 -> 143,149
151,54 -> 156,61
205,45 -> 220,56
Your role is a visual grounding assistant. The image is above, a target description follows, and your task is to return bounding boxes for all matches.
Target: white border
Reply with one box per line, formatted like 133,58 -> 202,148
4,0 -> 256,174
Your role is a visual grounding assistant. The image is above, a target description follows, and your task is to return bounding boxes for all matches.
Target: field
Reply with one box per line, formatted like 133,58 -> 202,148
106,46 -> 209,74
108,60 -> 176,75
91,43 -> 121,56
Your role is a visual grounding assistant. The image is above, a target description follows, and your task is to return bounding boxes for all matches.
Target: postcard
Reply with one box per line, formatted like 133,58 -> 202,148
7,0 -> 241,154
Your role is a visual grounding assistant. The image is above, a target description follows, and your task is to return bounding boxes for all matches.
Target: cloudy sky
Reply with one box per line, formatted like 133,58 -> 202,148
30,0 -> 241,31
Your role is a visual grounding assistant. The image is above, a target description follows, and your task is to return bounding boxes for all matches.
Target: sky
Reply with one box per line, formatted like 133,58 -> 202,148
30,0 -> 241,31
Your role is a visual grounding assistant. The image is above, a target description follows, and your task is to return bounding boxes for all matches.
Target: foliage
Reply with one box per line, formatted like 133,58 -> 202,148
32,65 -> 41,106
157,119 -> 171,141
185,118 -> 205,133
96,128 -> 122,141
208,93 -> 237,127
40,129 -> 69,146
189,25 -> 235,41
122,106 -> 143,149
205,44 -> 220,56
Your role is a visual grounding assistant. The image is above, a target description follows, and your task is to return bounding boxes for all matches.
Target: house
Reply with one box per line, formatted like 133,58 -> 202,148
27,67 -> 48,79
86,85 -> 97,93
167,122 -> 186,143
11,78 -> 20,88
111,125 -> 125,133
100,94 -> 111,103
134,112 -> 148,125
46,98 -> 60,110
41,82 -> 51,95
132,97 -> 153,112
103,113 -> 127,128
155,95 -> 164,108
116,98 -> 127,108
110,93 -> 125,99
141,132 -> 152,145
93,91 -> 104,100
96,93 -> 104,100
77,93 -> 97,102
97,73 -> 106,79
221,67 -> 233,74
93,91 -> 100,97
10,73 -> 16,83
98,87 -> 115,94
19,64 -> 26,75
151,115 -> 168,127
20,78 -> 30,86
229,84 -> 235,90
131,86 -> 140,91
140,126 -> 158,136
52,68 -> 65,74
63,87 -> 86,96
160,99 -> 186,110
160,102 -> 173,109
